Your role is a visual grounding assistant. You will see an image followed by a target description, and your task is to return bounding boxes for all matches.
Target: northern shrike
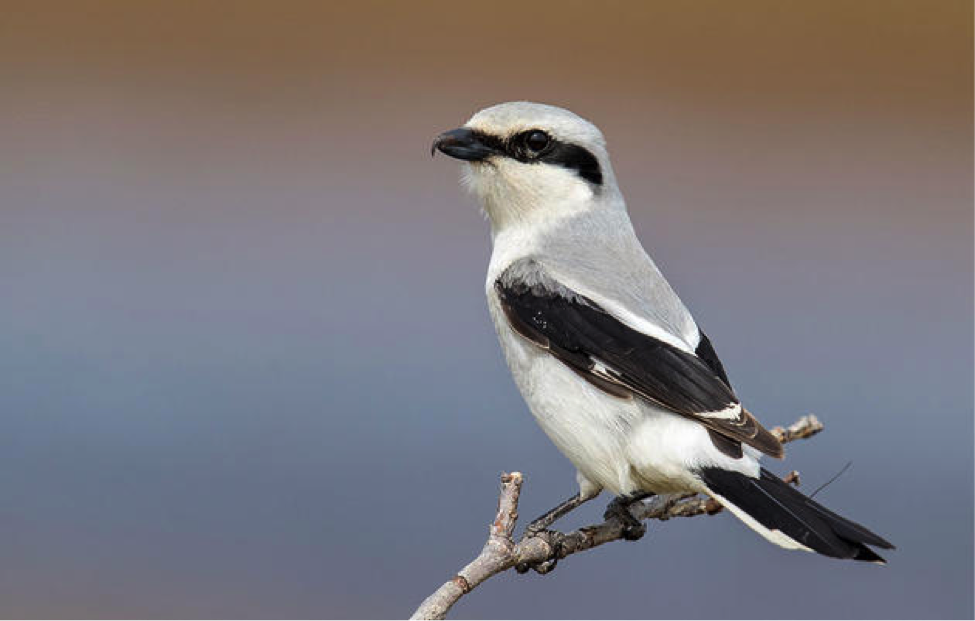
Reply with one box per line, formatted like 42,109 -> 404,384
432,102 -> 893,564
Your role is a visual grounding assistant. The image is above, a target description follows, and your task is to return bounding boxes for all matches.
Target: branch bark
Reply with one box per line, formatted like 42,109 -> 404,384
410,415 -> 823,620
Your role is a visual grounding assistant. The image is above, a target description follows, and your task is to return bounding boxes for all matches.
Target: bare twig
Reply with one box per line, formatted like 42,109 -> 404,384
770,414 -> 823,443
410,415 -> 824,620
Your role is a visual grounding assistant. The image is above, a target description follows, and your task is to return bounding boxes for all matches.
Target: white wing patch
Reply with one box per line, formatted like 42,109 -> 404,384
591,358 -> 615,377
698,403 -> 743,420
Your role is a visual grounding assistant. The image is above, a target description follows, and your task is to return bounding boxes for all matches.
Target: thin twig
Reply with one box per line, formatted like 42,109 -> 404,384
410,414 -> 824,620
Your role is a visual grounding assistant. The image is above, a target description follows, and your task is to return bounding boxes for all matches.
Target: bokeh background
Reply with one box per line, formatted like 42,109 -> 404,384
1,1 -> 972,618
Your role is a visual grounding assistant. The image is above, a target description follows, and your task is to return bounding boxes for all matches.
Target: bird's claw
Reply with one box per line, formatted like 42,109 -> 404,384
604,497 -> 648,541
620,520 -> 647,541
516,530 -> 565,575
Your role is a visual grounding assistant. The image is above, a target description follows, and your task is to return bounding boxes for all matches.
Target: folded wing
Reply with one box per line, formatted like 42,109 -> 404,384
496,259 -> 783,459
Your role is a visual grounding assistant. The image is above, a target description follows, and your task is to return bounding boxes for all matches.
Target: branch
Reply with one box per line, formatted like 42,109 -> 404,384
770,414 -> 823,443
410,415 -> 824,620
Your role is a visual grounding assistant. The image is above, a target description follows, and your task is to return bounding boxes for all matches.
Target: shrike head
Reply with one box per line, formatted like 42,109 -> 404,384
433,102 -> 623,232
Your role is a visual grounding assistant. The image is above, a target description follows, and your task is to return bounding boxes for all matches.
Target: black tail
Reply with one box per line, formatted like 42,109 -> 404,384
699,467 -> 895,563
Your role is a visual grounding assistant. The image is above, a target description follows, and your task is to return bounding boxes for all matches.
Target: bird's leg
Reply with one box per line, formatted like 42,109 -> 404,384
524,492 -> 594,537
603,491 -> 654,541
517,491 -> 597,575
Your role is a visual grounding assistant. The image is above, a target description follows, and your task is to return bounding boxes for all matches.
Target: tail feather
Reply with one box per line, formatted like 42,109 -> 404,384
699,467 -> 894,563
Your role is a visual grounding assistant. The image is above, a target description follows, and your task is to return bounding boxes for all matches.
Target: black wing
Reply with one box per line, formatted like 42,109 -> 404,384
496,262 -> 783,459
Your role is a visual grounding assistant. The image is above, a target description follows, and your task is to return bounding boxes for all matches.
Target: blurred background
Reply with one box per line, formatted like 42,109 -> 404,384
0,1 -> 972,618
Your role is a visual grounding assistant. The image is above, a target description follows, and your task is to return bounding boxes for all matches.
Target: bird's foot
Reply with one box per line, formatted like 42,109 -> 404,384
516,530 -> 565,575
604,494 -> 650,541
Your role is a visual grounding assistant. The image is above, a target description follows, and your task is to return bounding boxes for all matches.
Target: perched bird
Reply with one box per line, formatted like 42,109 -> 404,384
432,102 -> 893,564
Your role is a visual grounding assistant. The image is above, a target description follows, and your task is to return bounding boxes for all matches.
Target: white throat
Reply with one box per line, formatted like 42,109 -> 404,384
465,159 -> 622,239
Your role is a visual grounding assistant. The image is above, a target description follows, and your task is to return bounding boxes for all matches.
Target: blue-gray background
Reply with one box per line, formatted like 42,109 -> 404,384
1,1 -> 972,618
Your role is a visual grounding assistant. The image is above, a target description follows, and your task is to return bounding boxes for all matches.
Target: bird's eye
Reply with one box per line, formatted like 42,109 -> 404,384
523,130 -> 551,153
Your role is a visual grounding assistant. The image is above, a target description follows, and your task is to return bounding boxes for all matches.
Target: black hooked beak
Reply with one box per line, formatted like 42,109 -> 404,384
431,128 -> 497,162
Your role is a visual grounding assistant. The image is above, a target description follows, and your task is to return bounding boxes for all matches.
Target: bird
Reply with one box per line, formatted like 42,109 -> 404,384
431,101 -> 894,566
